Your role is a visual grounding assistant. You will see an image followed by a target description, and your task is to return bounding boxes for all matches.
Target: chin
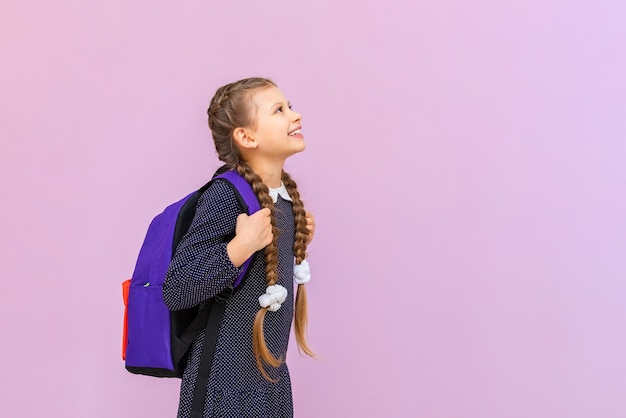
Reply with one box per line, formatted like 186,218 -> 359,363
284,146 -> 305,160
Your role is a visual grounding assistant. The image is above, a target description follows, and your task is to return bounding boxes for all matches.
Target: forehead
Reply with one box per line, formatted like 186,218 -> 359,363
252,86 -> 287,110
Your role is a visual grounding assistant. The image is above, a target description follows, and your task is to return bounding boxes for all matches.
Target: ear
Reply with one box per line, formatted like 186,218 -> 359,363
233,127 -> 258,149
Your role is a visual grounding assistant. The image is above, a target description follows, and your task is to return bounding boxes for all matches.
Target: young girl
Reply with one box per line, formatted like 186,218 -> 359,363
163,77 -> 315,418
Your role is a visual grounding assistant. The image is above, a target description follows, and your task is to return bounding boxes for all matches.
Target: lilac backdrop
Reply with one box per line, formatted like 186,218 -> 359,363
1,1 -> 625,417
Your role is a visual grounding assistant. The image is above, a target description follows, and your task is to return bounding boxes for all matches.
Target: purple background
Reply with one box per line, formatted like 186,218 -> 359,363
2,1 -> 625,417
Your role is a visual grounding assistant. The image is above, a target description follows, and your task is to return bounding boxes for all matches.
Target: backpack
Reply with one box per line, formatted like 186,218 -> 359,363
121,168 -> 260,379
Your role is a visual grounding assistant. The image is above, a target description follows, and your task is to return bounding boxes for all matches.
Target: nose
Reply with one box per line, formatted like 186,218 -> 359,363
290,108 -> 302,123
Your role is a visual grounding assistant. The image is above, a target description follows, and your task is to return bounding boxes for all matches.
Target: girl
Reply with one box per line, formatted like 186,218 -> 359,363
163,77 -> 315,418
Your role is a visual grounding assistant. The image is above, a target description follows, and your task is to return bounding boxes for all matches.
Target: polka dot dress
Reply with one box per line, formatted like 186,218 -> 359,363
163,180 -> 295,418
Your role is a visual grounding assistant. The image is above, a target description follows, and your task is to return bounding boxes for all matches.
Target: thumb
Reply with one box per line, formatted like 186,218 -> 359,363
252,207 -> 271,218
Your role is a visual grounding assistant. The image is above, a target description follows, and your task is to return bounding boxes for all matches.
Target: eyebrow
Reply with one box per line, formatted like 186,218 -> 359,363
272,101 -> 291,109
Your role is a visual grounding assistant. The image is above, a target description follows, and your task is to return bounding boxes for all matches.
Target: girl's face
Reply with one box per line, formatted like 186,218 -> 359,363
247,86 -> 305,161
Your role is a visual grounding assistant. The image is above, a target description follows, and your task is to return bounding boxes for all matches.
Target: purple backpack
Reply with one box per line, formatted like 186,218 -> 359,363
122,169 -> 260,379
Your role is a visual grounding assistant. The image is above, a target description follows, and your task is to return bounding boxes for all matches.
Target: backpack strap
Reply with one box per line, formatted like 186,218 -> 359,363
190,169 -> 261,418
215,169 -> 261,287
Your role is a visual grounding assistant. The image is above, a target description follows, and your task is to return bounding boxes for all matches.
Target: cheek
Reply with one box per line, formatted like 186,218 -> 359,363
271,122 -> 287,136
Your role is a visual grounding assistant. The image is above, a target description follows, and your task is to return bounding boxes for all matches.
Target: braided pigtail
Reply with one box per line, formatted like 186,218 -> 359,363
236,162 -> 283,381
207,77 -> 314,381
282,171 -> 316,358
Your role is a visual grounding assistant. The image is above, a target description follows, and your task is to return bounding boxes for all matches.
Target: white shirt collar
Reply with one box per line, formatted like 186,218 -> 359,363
268,182 -> 292,203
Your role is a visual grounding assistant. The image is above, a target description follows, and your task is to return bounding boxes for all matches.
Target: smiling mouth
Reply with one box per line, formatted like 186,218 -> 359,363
288,128 -> 302,136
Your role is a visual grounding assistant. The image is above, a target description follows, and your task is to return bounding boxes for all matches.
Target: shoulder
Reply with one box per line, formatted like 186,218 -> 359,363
201,178 -> 240,202
196,179 -> 244,218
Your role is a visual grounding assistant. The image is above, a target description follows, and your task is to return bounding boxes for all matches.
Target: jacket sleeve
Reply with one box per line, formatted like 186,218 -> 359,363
163,180 -> 244,311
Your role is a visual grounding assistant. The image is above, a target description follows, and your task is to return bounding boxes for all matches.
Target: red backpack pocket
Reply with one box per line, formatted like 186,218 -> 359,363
122,279 -> 131,360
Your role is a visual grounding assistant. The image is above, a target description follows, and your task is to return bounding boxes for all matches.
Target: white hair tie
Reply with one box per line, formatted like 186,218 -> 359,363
258,284 -> 288,312
294,259 -> 311,285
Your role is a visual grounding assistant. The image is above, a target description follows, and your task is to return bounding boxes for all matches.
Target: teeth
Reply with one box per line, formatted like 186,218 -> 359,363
289,129 -> 301,136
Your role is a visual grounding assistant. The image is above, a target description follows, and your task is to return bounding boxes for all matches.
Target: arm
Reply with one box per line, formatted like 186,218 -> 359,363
163,180 -> 244,311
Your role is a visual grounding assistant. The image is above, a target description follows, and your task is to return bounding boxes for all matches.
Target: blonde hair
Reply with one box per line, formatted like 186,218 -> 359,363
207,77 -> 314,381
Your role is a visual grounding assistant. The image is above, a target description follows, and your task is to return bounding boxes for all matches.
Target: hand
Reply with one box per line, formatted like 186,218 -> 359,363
305,211 -> 316,245
235,207 -> 273,252
227,208 -> 273,267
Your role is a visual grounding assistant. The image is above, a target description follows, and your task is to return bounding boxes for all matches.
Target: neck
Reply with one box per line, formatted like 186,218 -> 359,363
245,159 -> 284,188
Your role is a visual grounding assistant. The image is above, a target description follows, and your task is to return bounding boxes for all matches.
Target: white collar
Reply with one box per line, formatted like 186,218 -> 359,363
268,182 -> 292,203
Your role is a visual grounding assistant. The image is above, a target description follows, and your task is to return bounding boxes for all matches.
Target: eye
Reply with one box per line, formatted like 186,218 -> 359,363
275,104 -> 292,114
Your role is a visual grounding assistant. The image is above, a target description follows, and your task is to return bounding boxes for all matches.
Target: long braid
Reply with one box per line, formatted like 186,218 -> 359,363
236,162 -> 283,381
207,77 -> 314,382
282,171 -> 316,357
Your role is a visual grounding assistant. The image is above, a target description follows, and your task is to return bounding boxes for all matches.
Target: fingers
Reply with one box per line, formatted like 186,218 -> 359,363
305,211 -> 316,244
255,208 -> 273,247
235,209 -> 272,244
253,207 -> 271,219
